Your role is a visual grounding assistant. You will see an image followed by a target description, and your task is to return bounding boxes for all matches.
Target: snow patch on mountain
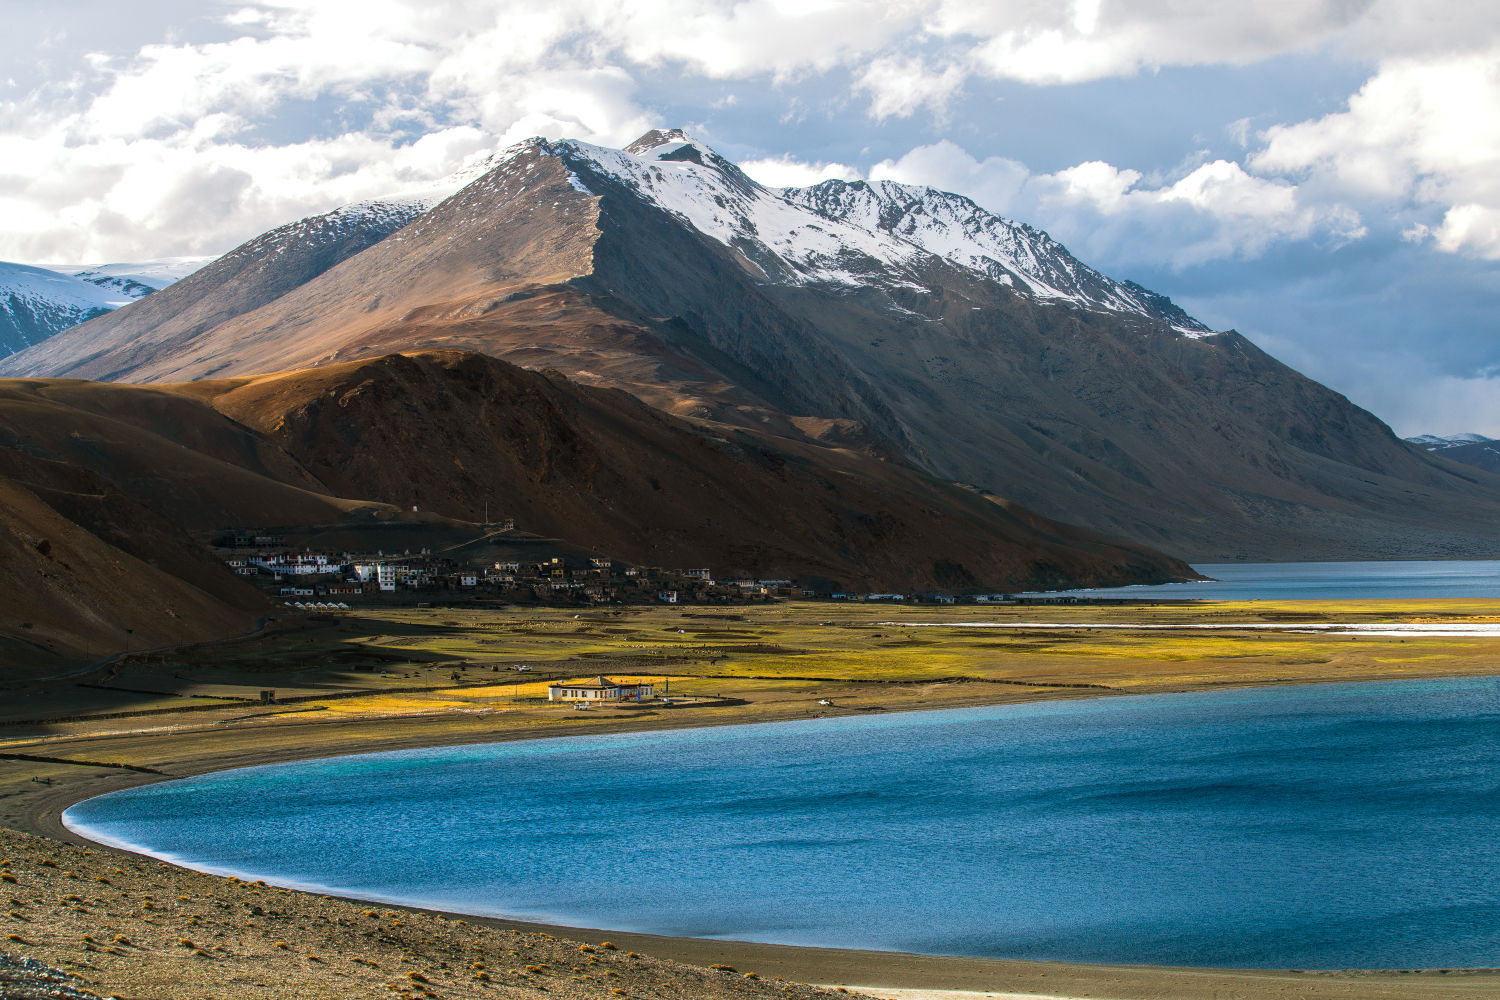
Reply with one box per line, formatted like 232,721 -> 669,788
1407,433 -> 1500,475
0,262 -> 125,356
499,129 -> 1215,335
553,134 -> 934,289
238,200 -> 428,266
1407,433 -> 1495,449
56,257 -> 213,300
781,179 -> 1212,336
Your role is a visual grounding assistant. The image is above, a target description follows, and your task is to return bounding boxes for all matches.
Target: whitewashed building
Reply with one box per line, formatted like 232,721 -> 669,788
252,553 -> 334,576
547,676 -> 655,702
353,563 -> 398,591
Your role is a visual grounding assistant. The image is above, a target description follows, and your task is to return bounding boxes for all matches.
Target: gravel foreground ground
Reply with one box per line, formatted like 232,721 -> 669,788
0,827 -> 851,1000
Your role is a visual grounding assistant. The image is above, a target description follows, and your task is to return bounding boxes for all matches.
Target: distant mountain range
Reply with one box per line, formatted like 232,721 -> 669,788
10,128 -> 1497,565
0,258 -> 207,357
0,263 -> 127,357
1406,434 -> 1500,475
60,258 -> 212,301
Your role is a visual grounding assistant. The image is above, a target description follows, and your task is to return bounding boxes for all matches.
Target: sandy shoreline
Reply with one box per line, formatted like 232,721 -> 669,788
7,679 -> 1500,999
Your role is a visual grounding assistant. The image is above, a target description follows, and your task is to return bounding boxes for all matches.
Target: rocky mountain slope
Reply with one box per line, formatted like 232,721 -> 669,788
182,349 -> 1193,590
4,201 -> 425,382
780,177 -> 1210,334
0,378 -> 334,672
0,350 -> 1193,668
1407,434 -> 1500,475
7,131 -> 1499,561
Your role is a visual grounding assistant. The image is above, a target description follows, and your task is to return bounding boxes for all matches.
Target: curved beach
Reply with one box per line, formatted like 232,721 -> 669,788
10,670 -> 1500,1000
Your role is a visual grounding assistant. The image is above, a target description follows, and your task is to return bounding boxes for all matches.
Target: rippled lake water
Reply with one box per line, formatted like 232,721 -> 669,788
65,677 -> 1500,969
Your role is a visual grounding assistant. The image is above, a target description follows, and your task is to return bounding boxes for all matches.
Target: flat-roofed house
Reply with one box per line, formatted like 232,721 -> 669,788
547,676 -> 655,702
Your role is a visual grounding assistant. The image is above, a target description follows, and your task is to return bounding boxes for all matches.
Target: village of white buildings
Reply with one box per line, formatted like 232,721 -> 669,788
213,528 -> 1039,609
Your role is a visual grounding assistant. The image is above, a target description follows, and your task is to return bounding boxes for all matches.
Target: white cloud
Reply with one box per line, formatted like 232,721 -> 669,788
1034,158 -> 1364,266
1253,45 -> 1500,259
854,55 -> 965,120
872,142 -> 1361,268
80,9 -> 436,140
4,0 -> 1500,266
870,141 -> 1030,214
926,0 -> 1500,87
1043,160 -> 1141,213
740,155 -> 862,188
0,3 -> 662,261
1431,204 -> 1500,259
607,0 -> 925,80
932,0 -> 1368,85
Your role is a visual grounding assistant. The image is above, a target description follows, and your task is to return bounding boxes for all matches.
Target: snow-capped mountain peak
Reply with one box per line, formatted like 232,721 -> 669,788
624,127 -> 699,156
549,133 -> 937,287
781,178 -> 1212,336
0,262 -> 128,356
453,130 -> 1216,335
387,128 -> 1214,334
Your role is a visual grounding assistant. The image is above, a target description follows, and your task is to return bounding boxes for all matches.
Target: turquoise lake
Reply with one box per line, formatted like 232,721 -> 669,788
1019,558 -> 1500,600
65,677 -> 1500,970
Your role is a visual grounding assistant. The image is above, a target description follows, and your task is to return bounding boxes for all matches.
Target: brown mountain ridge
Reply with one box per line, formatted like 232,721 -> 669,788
0,351 -> 1195,669
9,131 -> 1499,561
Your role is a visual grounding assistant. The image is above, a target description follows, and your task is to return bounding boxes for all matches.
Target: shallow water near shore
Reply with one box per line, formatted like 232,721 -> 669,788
1019,558 -> 1500,600
65,677 -> 1500,970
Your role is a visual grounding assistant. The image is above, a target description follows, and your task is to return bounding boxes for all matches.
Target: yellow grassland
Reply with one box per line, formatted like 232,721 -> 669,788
36,598 -> 1475,734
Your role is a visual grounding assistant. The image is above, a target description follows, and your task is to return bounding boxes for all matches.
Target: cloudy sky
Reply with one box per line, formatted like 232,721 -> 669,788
4,0 -> 1499,436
